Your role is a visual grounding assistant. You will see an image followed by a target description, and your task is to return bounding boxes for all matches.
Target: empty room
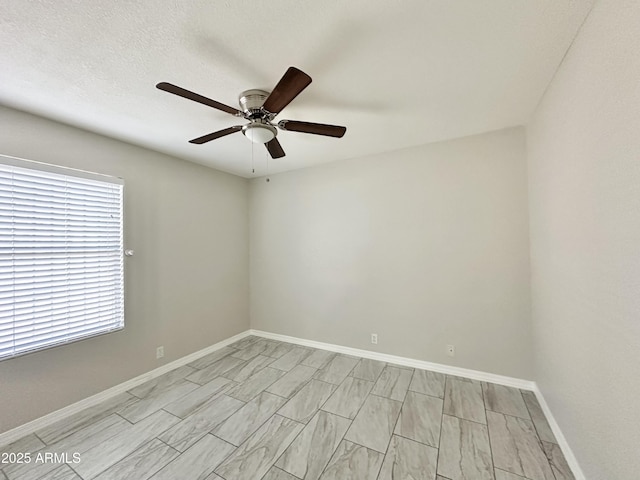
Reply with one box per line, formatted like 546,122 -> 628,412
0,1 -> 637,479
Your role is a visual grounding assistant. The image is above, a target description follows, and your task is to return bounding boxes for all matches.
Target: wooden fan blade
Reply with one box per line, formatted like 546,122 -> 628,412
262,67 -> 312,115
157,82 -> 242,116
265,138 -> 286,158
189,126 -> 242,144
278,120 -> 346,138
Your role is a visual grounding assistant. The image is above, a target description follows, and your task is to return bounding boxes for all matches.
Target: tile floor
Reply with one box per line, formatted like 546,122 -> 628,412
0,336 -> 575,480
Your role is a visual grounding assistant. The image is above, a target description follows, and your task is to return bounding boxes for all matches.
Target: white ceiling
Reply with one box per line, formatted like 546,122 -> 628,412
0,1 -> 594,178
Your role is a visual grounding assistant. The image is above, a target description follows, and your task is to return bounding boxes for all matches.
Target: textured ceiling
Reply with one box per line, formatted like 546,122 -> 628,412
0,1 -> 594,177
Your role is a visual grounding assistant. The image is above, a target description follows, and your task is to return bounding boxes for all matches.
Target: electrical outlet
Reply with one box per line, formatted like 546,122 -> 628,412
371,333 -> 378,345
156,346 -> 164,359
446,344 -> 455,357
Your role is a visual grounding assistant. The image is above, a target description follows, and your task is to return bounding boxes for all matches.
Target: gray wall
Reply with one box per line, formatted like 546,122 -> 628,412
0,106 -> 250,434
250,127 -> 532,379
527,0 -> 640,478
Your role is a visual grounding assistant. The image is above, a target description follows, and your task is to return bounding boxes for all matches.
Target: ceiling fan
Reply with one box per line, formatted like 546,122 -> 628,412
156,67 -> 346,159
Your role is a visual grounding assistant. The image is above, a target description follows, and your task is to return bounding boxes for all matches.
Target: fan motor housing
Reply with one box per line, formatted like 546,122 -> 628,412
239,89 -> 269,117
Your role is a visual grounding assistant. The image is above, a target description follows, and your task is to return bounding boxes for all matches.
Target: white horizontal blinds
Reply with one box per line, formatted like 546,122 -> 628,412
0,157 -> 124,360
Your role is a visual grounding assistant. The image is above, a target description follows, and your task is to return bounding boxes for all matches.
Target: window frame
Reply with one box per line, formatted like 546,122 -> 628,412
0,154 -> 125,361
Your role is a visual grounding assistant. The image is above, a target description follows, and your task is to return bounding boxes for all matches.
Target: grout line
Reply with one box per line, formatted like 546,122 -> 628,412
485,409 -> 531,422
495,467 -> 529,479
114,412 -> 134,425
515,390 -> 557,476
442,413 -> 488,428
482,380 -> 499,477
267,415 -> 309,477
155,436 -> 180,454
521,390 -> 558,446
31,431 -> 46,447
407,388 -> 445,402
390,431 -> 440,450
368,392 -> 403,404
65,462 -> 83,479
434,374 -> 450,478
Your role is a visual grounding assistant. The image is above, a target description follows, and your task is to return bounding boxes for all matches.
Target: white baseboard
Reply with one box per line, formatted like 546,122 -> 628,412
250,329 -> 536,390
532,385 -> 585,480
251,329 -> 584,479
0,330 -> 251,448
1,328 -> 584,480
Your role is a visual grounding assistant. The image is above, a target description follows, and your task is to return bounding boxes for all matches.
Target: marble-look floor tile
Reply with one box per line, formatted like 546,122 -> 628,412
213,392 -> 287,446
266,364 -> 318,398
185,356 -> 246,385
487,411 -> 554,480
521,391 -> 556,443
36,392 -> 137,445
119,379 -> 200,423
482,383 -> 530,419
128,366 -> 196,398
0,434 -> 45,456
271,347 -> 313,371
222,354 -> 275,382
350,358 -> 386,382
301,349 -> 336,369
231,339 -> 274,360
387,363 -> 415,371
226,367 -> 285,402
229,335 -> 262,350
215,414 -> 304,480
38,465 -> 81,480
438,414 -> 494,480
47,414 -> 129,455
409,369 -> 446,398
321,377 -> 374,419
264,342 -> 294,359
314,355 -> 359,385
394,391 -> 442,447
188,346 -> 237,370
74,410 -> 181,479
150,434 -> 235,480
541,441 -> 575,480
447,374 -> 479,383
495,469 -> 532,480
159,394 -> 244,452
444,377 -> 486,424
344,394 -> 402,453
378,435 -> 438,480
1,340 -> 569,480
278,379 -> 336,423
263,467 -> 298,480
92,438 -> 179,480
5,414 -> 131,480
277,410 -> 351,480
319,440 -> 383,480
229,335 -> 260,350
258,340 -> 289,358
163,376 -> 234,418
371,366 -> 413,402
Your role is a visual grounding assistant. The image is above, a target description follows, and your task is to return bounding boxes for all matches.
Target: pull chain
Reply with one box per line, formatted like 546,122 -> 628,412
266,142 -> 270,182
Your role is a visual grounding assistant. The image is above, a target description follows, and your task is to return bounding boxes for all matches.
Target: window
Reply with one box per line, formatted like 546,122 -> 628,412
0,155 -> 124,361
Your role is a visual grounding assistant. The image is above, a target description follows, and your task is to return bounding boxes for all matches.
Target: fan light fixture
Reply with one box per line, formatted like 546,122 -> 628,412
242,122 -> 276,144
156,66 -> 346,159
